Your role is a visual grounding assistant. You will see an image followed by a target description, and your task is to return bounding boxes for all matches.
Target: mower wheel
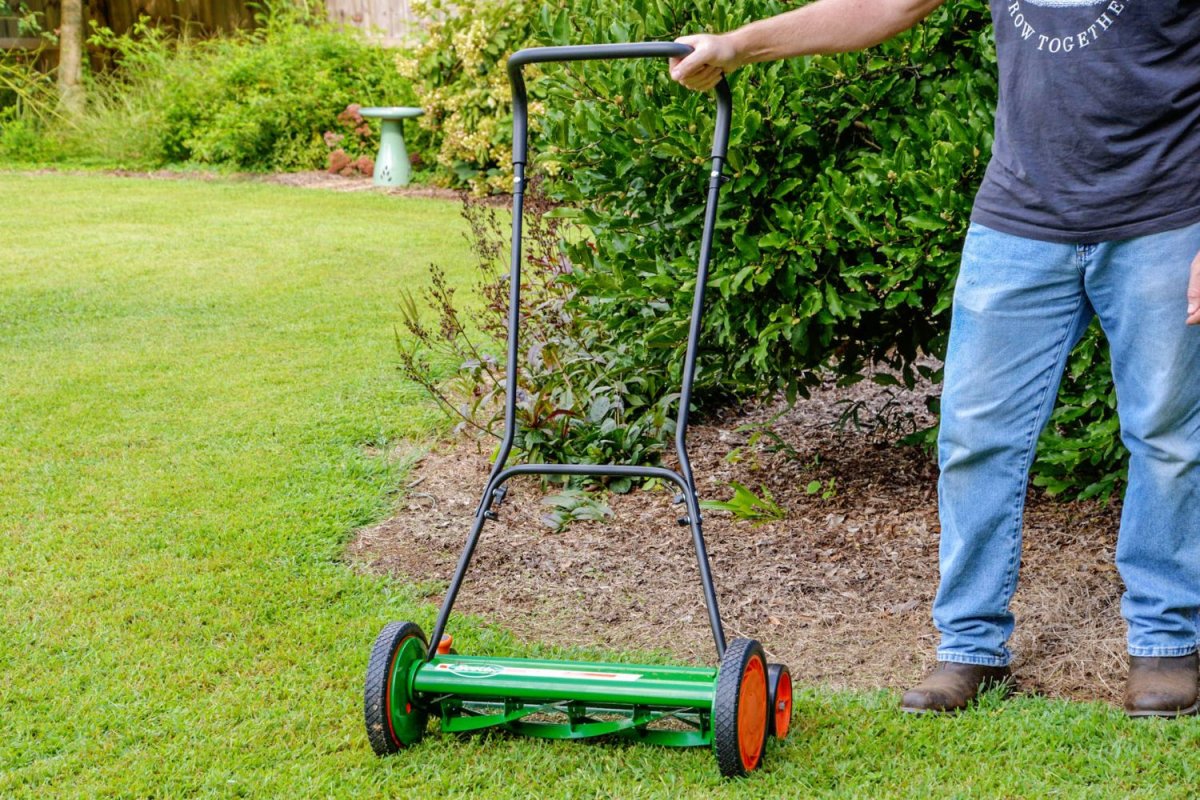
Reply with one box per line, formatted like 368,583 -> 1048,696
364,621 -> 429,756
713,638 -> 770,777
766,663 -> 793,739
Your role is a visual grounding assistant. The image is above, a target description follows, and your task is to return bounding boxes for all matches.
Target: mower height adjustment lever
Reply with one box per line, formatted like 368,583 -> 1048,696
483,485 -> 509,520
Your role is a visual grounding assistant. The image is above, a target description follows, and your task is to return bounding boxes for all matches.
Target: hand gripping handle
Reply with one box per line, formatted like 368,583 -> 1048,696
507,42 -> 731,166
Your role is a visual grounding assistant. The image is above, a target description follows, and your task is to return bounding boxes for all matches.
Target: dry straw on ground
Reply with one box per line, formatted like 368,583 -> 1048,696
351,375 -> 1127,703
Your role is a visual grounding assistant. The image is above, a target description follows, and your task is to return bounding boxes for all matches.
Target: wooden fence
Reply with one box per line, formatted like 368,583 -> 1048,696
0,0 -> 53,49
325,0 -> 417,46
1,0 -> 260,47
93,0 -> 258,36
1,0 -> 422,50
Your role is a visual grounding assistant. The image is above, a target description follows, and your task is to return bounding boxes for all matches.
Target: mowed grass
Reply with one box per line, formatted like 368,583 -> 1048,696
2,172 -> 1198,799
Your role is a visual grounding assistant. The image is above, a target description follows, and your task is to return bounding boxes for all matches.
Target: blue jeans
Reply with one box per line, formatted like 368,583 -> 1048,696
934,221 -> 1200,666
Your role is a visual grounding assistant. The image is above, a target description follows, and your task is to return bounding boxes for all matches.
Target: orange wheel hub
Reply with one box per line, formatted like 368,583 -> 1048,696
737,655 -> 768,772
773,669 -> 793,739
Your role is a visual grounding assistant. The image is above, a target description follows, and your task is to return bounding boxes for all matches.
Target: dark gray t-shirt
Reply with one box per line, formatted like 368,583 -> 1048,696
972,0 -> 1200,243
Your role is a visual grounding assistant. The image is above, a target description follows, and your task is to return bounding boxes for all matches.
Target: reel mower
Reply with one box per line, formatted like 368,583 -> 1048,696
364,42 -> 792,778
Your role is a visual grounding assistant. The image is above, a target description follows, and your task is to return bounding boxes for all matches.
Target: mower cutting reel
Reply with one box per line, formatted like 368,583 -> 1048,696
364,42 -> 792,778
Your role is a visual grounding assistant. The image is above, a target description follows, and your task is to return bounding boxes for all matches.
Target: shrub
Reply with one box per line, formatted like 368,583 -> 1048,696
397,0 -> 563,194
1033,325 -> 1123,500
536,0 -> 993,398
516,0 -> 1125,499
324,104 -> 375,177
57,4 -> 415,171
397,187 -> 673,484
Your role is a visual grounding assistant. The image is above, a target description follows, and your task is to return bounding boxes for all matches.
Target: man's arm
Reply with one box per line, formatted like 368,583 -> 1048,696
670,0 -> 947,91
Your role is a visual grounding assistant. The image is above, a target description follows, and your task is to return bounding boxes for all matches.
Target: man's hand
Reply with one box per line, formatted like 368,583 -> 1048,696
1188,250 -> 1200,325
669,34 -> 742,92
667,0 -> 946,93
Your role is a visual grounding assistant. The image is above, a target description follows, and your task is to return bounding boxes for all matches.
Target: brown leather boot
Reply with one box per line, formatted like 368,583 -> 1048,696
1124,653 -> 1199,718
900,662 -> 1012,713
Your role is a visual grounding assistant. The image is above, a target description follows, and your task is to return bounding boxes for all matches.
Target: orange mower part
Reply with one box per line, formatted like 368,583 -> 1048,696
713,638 -> 771,777
737,655 -> 769,772
767,663 -> 793,740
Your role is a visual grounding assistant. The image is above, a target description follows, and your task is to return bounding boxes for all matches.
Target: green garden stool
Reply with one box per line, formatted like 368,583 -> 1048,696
359,106 -> 424,187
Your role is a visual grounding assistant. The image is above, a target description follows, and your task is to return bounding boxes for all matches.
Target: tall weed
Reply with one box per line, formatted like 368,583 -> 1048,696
0,43 -> 61,161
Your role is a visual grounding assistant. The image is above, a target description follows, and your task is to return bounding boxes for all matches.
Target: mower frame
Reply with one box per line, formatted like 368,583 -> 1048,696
425,41 -> 733,662
364,42 -> 792,778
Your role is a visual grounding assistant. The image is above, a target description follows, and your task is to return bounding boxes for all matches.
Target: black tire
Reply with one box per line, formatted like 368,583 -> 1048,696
364,621 -> 428,756
767,663 -> 793,739
713,638 -> 770,778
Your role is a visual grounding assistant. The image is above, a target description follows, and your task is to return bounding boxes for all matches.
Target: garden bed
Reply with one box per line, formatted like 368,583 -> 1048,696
351,376 -> 1127,704
17,166 -> 463,197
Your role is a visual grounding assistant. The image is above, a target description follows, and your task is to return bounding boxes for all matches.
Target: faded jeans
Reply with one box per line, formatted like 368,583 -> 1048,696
934,221 -> 1200,666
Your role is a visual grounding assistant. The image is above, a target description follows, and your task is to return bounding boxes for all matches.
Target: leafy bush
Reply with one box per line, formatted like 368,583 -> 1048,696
508,0 -> 1125,499
536,0 -> 992,398
1033,325 -> 1123,500
398,0 -> 562,194
397,187 -> 674,483
54,5 -> 415,170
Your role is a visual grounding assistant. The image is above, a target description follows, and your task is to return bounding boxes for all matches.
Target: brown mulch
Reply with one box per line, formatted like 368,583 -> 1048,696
350,375 -> 1129,704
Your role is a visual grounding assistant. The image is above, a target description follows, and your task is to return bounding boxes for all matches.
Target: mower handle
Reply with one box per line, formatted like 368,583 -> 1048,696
507,42 -> 731,166
437,41 -> 737,662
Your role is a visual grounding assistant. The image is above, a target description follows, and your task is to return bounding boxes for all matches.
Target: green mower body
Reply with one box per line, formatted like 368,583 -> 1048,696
363,43 -> 793,779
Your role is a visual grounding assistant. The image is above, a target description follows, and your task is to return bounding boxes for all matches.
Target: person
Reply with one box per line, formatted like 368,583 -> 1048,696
669,0 -> 1200,716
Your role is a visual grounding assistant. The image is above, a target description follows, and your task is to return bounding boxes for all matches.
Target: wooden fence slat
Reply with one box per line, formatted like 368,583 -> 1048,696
2,0 -> 421,50
326,0 -> 416,45
0,36 -> 53,48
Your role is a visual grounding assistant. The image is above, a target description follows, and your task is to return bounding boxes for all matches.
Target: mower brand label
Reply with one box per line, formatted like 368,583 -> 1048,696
437,663 -> 505,679
434,663 -> 642,682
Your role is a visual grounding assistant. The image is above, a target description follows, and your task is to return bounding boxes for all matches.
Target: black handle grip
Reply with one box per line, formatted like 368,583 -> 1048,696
507,42 -> 731,167
509,41 -> 693,68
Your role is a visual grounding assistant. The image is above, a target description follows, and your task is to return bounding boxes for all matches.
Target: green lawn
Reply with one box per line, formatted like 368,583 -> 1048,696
2,172 -> 1197,799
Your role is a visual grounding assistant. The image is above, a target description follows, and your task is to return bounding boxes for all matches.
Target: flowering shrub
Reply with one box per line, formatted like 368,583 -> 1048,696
397,0 -> 558,194
324,104 -> 375,177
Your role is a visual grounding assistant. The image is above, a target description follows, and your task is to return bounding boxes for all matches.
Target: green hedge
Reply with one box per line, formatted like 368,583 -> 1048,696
522,0 -> 1124,499
41,6 -> 415,170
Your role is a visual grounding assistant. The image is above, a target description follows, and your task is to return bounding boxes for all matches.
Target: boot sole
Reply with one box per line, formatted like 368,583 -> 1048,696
1126,701 -> 1199,719
899,704 -> 962,715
